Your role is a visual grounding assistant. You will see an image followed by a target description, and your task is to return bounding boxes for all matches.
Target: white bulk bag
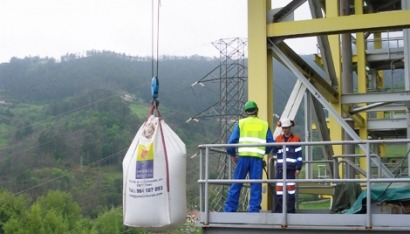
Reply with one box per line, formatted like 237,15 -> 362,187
123,115 -> 187,231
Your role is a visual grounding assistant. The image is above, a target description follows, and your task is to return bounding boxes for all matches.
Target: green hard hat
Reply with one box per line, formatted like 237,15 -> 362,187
244,101 -> 258,112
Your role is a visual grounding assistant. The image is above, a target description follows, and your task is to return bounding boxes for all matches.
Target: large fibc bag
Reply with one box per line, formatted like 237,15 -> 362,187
123,114 -> 187,231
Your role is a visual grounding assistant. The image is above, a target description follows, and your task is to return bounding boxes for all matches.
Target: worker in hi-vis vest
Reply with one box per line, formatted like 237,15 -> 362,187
224,101 -> 274,212
273,117 -> 303,213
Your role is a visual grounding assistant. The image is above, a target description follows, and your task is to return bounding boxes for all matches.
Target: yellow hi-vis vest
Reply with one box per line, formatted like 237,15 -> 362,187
237,116 -> 268,158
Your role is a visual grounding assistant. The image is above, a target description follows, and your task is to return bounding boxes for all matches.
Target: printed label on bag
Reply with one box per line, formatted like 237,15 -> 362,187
135,143 -> 154,179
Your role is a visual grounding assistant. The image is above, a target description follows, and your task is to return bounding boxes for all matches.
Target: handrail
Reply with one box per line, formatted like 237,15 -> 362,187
198,139 -> 410,229
198,138 -> 410,148
338,159 -> 367,177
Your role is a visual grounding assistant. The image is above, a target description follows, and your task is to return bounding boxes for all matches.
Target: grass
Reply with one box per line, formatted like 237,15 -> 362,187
129,103 -> 149,118
383,144 -> 409,157
299,199 -> 331,210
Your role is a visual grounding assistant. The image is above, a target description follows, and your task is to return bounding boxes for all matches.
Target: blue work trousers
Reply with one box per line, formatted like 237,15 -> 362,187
224,156 -> 263,212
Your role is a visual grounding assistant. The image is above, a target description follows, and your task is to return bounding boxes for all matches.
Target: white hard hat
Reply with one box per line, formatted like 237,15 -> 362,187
280,118 -> 293,127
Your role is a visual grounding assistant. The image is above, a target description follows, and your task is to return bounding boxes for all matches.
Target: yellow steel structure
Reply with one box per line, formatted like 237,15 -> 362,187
247,0 -> 410,211
266,10 -> 410,38
247,0 -> 273,211
354,0 -> 369,174
326,0 -> 344,176
199,1 -> 410,232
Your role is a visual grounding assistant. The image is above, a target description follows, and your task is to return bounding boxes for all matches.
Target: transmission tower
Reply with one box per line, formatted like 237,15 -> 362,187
188,37 -> 248,211
212,37 -> 248,143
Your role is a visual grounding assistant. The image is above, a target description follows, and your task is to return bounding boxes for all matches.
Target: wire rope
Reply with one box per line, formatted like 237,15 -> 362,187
150,0 -> 160,78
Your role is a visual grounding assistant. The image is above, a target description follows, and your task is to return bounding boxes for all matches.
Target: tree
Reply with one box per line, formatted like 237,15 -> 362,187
35,190 -> 82,229
0,190 -> 28,233
90,207 -> 123,234
3,190 -> 87,234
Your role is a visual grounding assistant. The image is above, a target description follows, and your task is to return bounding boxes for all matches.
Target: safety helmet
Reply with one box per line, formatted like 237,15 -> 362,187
243,101 -> 258,112
280,118 -> 294,128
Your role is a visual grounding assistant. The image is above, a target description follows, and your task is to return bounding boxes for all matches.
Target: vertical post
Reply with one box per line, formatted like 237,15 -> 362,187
340,0 -> 355,179
402,0 -> 410,175
327,0 -> 344,179
305,93 -> 313,179
199,148 -> 203,213
366,142 -> 372,229
354,0 -> 370,177
204,147 -> 210,224
282,144 -> 288,227
248,0 -> 273,211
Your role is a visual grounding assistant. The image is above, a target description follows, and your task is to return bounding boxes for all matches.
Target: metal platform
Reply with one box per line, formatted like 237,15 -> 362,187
197,139 -> 410,234
200,212 -> 410,234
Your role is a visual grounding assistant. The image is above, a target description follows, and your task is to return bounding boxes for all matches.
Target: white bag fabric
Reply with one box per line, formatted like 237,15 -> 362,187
123,115 -> 187,231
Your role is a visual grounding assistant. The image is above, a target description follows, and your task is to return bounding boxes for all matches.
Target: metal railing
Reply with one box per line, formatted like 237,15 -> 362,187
198,139 -> 410,230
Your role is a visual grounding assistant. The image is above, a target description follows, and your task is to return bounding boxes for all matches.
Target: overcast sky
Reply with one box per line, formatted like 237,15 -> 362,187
0,0 -> 316,63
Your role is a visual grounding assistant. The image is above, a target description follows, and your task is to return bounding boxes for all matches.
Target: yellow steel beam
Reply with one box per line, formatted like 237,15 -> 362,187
248,0 -> 273,212
342,105 -> 365,127
267,10 -> 410,38
355,0 -> 369,178
326,1 -> 343,178
275,42 -> 338,103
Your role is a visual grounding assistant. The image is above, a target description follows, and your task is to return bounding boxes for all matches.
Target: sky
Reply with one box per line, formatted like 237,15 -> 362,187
0,0 -> 317,63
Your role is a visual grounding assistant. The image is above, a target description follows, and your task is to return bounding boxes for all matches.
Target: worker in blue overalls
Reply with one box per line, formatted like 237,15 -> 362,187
224,101 -> 274,212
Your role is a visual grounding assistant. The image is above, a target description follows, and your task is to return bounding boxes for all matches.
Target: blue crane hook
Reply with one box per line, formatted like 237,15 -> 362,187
151,76 -> 159,107
151,76 -> 159,98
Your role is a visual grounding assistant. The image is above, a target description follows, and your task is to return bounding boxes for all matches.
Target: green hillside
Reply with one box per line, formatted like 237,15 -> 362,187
0,52 -> 226,233
0,50 -> 306,233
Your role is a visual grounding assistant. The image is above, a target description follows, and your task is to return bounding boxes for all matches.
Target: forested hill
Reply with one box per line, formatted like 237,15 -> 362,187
0,51 -> 225,230
0,51 -> 298,233
0,51 -> 221,112
0,51 -> 227,165
0,50 -> 298,185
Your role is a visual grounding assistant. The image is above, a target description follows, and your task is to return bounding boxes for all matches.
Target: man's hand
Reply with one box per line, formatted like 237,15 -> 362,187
232,156 -> 238,164
295,170 -> 300,177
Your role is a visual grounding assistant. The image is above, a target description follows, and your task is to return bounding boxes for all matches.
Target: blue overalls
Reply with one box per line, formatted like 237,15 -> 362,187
224,116 -> 274,212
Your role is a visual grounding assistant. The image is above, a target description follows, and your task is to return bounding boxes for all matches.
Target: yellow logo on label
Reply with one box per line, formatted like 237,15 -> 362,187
136,143 -> 154,161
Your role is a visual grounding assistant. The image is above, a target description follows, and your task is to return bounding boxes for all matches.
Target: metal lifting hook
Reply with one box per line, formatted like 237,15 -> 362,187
151,76 -> 159,107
